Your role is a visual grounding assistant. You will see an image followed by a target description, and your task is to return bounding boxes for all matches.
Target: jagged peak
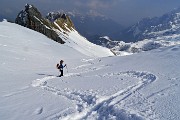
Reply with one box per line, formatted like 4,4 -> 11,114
46,11 -> 68,22
25,4 -> 32,9
15,4 -> 77,44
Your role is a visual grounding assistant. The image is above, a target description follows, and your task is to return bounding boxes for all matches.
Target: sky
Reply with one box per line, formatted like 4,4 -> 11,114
0,0 -> 180,27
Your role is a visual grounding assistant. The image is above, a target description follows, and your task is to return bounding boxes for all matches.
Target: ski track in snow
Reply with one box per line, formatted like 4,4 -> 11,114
31,68 -> 158,120
3,86 -> 30,97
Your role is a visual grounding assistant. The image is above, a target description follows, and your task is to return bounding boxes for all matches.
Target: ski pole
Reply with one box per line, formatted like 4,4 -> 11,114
66,65 -> 69,73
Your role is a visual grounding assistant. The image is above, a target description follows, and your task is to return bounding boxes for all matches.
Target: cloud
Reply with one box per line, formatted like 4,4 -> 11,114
87,0 -> 110,9
68,0 -> 118,10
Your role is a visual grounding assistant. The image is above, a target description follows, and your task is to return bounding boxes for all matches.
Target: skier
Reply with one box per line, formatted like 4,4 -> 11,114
56,60 -> 66,77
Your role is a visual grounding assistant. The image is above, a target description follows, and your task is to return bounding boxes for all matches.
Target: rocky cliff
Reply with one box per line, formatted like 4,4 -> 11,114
15,4 -> 75,44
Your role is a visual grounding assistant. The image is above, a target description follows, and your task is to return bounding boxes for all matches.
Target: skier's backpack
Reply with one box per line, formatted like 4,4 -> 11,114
56,64 -> 59,69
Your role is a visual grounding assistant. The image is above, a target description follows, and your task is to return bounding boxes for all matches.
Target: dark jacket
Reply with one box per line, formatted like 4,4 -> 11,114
58,64 -> 66,70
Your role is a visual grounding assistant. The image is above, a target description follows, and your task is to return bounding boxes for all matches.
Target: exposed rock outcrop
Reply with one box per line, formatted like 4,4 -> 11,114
15,4 -> 75,44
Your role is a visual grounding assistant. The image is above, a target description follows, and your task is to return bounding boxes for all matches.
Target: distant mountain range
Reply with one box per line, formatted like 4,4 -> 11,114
7,4 -> 180,56
120,7 -> 180,42
67,7 -> 180,45
67,11 -> 124,42
86,7 -> 180,55
2,6 -> 180,45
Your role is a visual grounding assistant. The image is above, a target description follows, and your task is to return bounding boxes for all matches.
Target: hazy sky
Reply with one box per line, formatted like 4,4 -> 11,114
0,0 -> 180,27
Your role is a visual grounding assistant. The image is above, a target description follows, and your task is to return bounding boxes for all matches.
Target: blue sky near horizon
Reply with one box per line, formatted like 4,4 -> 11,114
0,0 -> 180,27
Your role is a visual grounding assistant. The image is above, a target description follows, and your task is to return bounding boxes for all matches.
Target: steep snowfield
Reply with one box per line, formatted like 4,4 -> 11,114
0,21 -> 180,120
54,21 -> 114,57
60,30 -> 114,57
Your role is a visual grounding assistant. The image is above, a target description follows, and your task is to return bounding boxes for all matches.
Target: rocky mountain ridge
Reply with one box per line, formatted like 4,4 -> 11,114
66,7 -> 180,44
88,7 -> 180,54
15,4 -> 75,44
121,7 -> 180,42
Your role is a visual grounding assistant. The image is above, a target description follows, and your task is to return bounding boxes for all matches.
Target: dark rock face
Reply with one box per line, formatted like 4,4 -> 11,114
15,4 -> 75,44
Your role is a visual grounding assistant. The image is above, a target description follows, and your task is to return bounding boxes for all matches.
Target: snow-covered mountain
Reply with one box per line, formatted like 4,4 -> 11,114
111,38 -> 180,56
15,4 -> 113,57
67,7 -> 180,44
121,7 -> 180,42
15,4 -> 75,44
1,20 -> 180,120
68,11 -> 123,43
94,7 -> 180,55
1,5 -> 180,120
93,35 -> 180,56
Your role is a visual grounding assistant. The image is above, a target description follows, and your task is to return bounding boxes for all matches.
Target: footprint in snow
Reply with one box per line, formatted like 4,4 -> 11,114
34,107 -> 43,115
31,76 -> 56,87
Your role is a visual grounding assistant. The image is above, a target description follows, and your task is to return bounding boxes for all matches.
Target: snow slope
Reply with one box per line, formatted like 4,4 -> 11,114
0,21 -> 180,120
59,29 -> 114,57
53,20 -> 114,57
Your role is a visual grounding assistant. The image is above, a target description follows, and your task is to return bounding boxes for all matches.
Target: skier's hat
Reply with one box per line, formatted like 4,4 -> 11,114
60,60 -> 64,63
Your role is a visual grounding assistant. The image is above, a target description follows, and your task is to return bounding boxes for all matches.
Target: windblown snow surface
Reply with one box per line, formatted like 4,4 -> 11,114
0,21 -> 180,120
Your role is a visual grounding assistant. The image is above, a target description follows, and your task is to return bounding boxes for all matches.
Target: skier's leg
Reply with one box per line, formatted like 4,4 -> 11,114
60,70 -> 63,76
62,70 -> 63,76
